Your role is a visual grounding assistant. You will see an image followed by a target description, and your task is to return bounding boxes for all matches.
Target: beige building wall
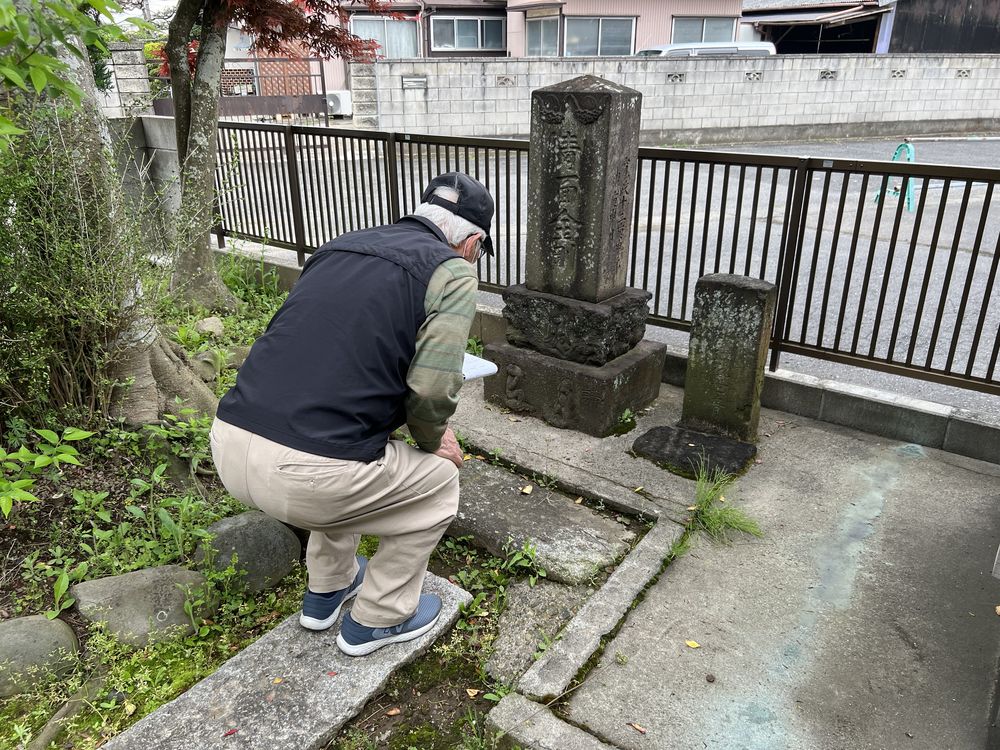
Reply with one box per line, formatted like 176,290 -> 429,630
506,0 -> 742,55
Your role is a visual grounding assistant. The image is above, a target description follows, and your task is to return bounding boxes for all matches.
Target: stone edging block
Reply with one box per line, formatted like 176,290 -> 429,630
518,521 -> 683,702
102,573 -> 469,750
487,692 -> 617,749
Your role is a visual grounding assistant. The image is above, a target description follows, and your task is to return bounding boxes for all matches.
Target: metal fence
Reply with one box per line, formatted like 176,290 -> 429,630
155,58 -> 329,125
213,121 -> 1000,396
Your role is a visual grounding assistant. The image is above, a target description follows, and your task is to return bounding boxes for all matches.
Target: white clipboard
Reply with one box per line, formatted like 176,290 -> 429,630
463,353 -> 498,381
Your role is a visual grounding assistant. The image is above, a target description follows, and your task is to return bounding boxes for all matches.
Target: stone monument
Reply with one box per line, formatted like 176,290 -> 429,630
632,273 -> 777,478
484,76 -> 666,437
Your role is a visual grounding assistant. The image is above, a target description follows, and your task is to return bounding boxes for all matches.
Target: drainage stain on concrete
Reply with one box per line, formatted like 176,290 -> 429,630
721,445 -> 924,749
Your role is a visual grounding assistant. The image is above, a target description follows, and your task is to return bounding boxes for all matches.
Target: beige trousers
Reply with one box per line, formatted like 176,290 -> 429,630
209,418 -> 459,627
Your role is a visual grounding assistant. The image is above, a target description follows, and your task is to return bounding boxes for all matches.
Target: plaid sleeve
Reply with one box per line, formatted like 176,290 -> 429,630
405,257 -> 478,452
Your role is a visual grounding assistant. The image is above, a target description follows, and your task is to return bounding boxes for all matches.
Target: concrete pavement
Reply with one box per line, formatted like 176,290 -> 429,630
451,380 -> 1000,750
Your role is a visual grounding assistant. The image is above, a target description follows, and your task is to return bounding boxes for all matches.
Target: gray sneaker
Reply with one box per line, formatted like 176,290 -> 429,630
299,556 -> 367,631
335,594 -> 442,657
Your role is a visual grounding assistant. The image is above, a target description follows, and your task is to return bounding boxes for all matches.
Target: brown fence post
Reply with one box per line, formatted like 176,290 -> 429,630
283,124 -> 308,265
386,131 -> 400,223
769,158 -> 809,372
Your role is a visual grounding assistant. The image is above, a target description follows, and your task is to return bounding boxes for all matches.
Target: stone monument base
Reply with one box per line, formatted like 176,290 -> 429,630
502,285 -> 652,366
632,425 -> 757,479
483,340 -> 666,438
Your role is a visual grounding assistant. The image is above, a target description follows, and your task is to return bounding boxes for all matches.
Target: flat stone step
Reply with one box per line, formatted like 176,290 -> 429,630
454,458 -> 635,585
103,573 -> 469,750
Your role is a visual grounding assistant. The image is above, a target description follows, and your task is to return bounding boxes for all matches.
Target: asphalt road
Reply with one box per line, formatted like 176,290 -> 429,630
216,135 -> 1000,421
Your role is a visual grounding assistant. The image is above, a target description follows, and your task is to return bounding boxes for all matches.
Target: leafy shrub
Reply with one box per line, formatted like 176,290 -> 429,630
0,105 -> 154,427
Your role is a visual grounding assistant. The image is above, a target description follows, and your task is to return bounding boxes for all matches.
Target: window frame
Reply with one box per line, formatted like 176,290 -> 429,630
430,16 -> 507,52
350,15 -> 420,58
525,16 -> 560,57
671,16 -> 738,44
563,16 -> 637,57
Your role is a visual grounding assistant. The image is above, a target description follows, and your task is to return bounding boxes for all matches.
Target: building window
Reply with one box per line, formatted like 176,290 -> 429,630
351,16 -> 419,58
526,17 -> 559,56
565,17 -> 635,56
431,17 -> 505,51
672,17 -> 737,43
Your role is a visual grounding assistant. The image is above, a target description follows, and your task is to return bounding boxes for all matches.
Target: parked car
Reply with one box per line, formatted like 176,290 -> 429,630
636,41 -> 776,57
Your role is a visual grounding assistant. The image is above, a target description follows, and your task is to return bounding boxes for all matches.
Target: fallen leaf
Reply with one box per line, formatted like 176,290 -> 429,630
273,677 -> 283,684
685,640 -> 701,649
521,485 -> 533,495
475,454 -> 485,460
124,701 -> 136,716
719,496 -> 726,502
627,722 -> 647,734
466,688 -> 481,698
326,671 -> 338,677
633,486 -> 644,493
386,707 -> 401,717
575,497 -> 583,504
463,454 -> 473,461
222,729 -> 238,738
687,505 -> 698,511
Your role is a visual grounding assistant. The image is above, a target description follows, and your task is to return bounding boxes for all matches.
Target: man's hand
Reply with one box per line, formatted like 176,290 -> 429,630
434,427 -> 463,469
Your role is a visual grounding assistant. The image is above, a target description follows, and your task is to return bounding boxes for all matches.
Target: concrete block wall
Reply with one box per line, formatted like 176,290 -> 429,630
351,54 -> 1000,143
101,43 -> 153,119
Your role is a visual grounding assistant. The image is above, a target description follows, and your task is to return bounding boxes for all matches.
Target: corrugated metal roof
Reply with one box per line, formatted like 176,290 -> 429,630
742,0 -> 872,10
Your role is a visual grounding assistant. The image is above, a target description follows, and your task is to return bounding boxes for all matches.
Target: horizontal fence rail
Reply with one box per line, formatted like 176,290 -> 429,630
213,122 -> 1000,396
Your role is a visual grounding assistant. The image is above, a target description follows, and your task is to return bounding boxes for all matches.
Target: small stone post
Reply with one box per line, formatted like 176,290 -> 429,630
484,76 -> 666,437
680,274 -> 777,442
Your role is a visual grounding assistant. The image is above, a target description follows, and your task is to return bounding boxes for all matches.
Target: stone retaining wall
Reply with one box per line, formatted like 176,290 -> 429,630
351,54 -> 1000,144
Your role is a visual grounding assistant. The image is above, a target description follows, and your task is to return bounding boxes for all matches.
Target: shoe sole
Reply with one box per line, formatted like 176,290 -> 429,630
335,612 -> 441,657
298,587 -> 360,632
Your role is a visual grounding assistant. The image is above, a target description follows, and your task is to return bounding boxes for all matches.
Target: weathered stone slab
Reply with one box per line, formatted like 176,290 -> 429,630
526,75 -> 642,303
194,511 -> 302,593
454,458 -> 634,585
483,340 -> 666,437
487,692 -> 617,750
632,425 -> 757,479
71,566 -> 209,646
102,573 -> 469,750
485,580 -> 591,684
0,616 -> 79,697
194,316 -> 224,338
502,284 -> 651,366
681,273 -> 776,442
518,521 -> 682,702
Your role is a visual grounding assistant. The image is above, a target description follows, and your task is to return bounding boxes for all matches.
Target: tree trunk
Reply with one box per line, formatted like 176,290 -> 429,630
168,0 -> 237,313
109,325 -> 218,425
57,27 -> 220,425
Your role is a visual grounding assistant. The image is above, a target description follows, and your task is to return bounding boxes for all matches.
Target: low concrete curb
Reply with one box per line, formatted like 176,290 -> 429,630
103,573 -> 469,750
518,521 -> 683,702
215,243 -> 999,466
487,693 -> 617,749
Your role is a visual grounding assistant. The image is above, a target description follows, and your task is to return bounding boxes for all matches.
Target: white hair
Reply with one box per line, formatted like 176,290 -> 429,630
411,186 -> 484,246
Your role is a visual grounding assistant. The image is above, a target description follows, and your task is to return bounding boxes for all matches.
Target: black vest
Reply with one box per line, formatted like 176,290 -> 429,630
217,216 -> 458,462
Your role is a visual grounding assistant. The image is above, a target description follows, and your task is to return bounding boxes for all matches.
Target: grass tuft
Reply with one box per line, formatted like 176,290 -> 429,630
690,463 -> 762,543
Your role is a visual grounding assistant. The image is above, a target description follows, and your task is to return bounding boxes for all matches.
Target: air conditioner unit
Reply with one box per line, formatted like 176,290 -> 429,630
326,90 -> 353,117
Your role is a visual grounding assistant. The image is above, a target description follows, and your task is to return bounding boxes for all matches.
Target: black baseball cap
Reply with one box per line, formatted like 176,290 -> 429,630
421,172 -> 495,255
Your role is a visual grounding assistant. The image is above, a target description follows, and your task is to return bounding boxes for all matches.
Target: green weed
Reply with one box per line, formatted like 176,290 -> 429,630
689,464 -> 762,543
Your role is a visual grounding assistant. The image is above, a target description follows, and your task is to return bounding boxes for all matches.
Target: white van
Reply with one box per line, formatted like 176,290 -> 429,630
636,41 -> 776,57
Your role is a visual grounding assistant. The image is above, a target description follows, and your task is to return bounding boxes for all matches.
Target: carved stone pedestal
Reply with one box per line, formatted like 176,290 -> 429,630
483,341 -> 666,438
502,285 -> 652,367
